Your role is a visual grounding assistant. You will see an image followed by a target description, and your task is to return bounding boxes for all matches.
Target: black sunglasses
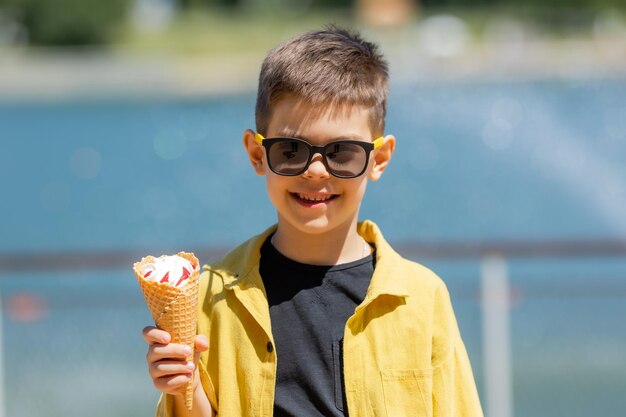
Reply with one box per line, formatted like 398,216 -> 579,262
255,133 -> 383,179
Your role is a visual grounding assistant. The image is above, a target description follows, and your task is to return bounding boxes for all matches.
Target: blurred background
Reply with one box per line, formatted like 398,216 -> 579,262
1,0 -> 626,416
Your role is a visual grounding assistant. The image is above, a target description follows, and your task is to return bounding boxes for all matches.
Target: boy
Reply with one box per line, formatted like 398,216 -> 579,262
142,26 -> 483,417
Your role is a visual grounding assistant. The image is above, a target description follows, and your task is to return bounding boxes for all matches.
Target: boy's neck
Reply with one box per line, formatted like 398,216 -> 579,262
271,220 -> 371,266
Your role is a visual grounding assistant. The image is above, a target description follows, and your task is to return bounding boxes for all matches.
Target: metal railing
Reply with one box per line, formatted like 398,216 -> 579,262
2,239 -> 626,272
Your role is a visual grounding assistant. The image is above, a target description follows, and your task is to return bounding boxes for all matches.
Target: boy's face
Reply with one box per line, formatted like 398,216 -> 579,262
244,95 -> 394,238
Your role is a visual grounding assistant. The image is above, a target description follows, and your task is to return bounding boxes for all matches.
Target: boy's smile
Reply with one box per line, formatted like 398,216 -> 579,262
244,94 -> 395,264
291,192 -> 339,207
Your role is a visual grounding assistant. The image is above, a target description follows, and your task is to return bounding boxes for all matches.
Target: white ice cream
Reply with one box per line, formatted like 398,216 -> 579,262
141,255 -> 194,287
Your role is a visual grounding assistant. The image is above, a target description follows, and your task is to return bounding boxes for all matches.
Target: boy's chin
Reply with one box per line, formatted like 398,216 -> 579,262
280,215 -> 358,236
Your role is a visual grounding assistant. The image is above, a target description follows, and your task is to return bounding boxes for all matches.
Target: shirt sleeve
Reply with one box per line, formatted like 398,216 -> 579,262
431,281 -> 484,417
155,393 -> 174,417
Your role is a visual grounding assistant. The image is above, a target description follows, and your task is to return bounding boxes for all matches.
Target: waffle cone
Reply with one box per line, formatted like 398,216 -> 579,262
133,251 -> 200,411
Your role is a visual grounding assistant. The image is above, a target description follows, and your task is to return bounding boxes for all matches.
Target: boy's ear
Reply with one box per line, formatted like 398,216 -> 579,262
243,129 -> 266,176
368,134 -> 395,181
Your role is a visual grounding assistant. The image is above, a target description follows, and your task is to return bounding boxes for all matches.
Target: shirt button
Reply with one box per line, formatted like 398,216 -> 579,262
266,341 -> 274,353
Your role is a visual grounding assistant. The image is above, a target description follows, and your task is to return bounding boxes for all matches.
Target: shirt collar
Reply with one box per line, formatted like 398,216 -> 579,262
207,220 -> 409,299
205,224 -> 277,289
357,220 -> 410,303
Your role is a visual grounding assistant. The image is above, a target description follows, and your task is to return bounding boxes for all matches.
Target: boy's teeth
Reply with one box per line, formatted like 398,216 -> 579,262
297,193 -> 333,202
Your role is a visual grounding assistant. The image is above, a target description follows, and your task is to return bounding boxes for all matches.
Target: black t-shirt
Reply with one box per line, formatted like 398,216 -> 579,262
259,236 -> 375,417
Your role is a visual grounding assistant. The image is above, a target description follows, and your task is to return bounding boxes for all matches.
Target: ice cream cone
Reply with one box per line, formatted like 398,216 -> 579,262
133,251 -> 200,411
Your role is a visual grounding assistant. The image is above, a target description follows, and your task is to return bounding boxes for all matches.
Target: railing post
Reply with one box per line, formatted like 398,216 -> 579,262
0,281 -> 5,417
481,254 -> 514,417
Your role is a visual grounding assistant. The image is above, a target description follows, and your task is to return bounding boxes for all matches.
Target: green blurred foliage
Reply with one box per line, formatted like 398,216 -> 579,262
0,0 -> 623,47
422,0 -> 625,31
422,0 -> 624,14
1,0 -> 129,46
423,0 -> 621,7
179,0 -> 237,7
179,0 -> 351,10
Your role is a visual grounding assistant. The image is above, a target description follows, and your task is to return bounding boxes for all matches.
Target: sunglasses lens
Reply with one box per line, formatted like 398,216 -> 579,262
268,139 -> 310,175
325,143 -> 367,177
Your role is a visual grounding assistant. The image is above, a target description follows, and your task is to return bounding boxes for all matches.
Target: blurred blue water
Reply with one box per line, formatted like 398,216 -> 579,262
1,79 -> 626,417
2,79 -> 626,253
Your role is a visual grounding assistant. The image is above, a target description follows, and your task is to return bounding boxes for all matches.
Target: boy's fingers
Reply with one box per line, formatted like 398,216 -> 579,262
148,343 -> 193,362
142,326 -> 171,345
154,374 -> 193,393
195,334 -> 209,352
150,359 -> 195,379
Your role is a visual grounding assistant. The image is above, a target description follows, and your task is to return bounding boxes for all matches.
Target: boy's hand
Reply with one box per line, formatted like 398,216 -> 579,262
142,326 -> 209,396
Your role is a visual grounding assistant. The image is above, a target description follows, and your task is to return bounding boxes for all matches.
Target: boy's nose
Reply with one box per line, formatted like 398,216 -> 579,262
302,153 -> 330,179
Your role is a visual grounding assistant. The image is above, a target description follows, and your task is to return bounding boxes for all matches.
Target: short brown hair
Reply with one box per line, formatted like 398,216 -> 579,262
255,25 -> 389,136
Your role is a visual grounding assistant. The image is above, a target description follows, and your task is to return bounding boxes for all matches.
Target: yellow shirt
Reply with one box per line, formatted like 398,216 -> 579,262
157,220 -> 483,417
